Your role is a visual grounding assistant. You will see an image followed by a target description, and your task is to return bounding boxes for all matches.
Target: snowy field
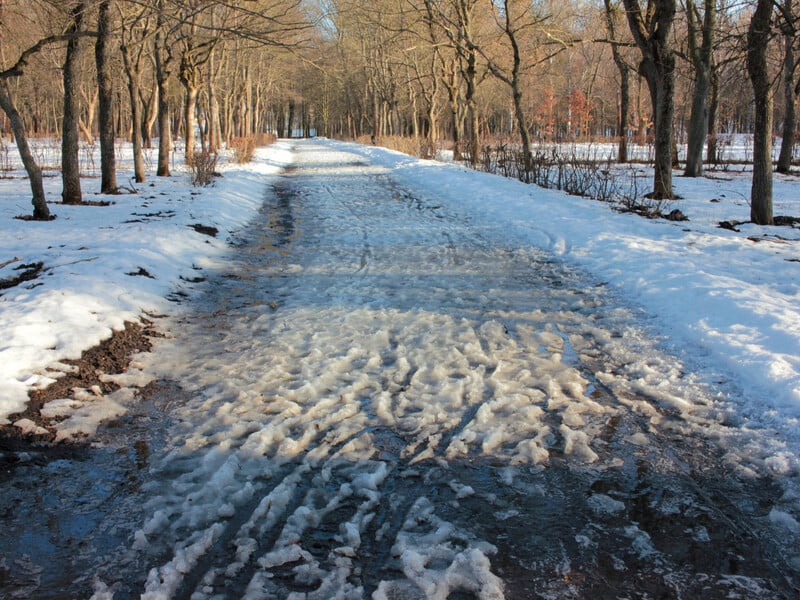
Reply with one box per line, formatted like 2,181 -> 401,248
1,137 -> 799,595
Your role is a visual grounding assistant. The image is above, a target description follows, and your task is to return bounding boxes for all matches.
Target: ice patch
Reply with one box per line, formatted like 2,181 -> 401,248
587,493 -> 626,515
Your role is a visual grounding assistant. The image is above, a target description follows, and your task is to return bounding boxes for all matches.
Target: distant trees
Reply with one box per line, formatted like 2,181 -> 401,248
0,0 -> 796,224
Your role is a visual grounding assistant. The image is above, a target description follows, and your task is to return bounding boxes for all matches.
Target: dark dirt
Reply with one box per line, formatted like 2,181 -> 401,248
718,215 -> 800,232
0,261 -> 45,292
0,319 -> 159,451
190,223 -> 219,237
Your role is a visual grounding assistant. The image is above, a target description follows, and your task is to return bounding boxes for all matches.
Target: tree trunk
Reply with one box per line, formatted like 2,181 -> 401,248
604,0 -> 630,163
706,67 -> 719,165
78,89 -> 97,145
96,0 -> 117,193
464,48 -> 480,164
207,51 -> 221,152
142,81 -> 158,150
183,82 -> 198,164
120,38 -> 146,184
643,58 -> 676,198
156,79 -> 171,176
684,0 -> 715,177
623,0 -> 676,199
127,74 -> 146,183
684,67 -> 710,177
747,0 -> 774,225
61,2 -> 85,204
155,2 -> 172,176
288,99 -> 296,139
0,80 -> 49,219
777,4 -> 796,174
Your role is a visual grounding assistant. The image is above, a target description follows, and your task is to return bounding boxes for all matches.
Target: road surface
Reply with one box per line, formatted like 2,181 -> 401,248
1,141 -> 797,599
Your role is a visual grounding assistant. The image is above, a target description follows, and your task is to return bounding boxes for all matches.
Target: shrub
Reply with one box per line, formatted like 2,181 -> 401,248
230,136 -> 256,163
191,150 -> 218,186
255,132 -> 277,147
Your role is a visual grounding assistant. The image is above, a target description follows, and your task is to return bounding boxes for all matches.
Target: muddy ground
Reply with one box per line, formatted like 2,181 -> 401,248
0,319 -> 159,455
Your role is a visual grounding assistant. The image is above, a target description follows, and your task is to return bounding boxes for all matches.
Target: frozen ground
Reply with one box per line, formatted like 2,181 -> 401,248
0,138 -> 799,597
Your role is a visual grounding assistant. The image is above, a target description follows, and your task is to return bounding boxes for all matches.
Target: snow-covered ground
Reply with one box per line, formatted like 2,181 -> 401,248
2,138 -> 800,597
1,136 -> 799,453
0,143 -> 290,431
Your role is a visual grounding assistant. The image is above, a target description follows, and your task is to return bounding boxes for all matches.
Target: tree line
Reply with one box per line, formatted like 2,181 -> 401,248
1,0 -> 797,225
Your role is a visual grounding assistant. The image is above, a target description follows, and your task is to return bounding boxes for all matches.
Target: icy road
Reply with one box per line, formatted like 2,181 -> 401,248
4,141 -> 800,598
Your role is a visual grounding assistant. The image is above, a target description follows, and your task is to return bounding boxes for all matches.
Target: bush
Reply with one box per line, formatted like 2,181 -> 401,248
255,132 -> 277,147
358,135 -> 436,159
230,137 -> 256,163
191,150 -> 218,186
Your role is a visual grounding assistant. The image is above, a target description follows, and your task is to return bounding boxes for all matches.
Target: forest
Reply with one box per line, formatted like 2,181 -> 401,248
0,0 -> 797,225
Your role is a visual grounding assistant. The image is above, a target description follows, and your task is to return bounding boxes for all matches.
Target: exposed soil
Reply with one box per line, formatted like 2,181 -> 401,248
0,319 -> 159,452
0,261 -> 45,293
190,222 -> 219,237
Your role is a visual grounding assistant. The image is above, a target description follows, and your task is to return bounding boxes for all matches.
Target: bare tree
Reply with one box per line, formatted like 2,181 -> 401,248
155,0 -> 174,176
61,1 -> 86,204
747,0 -> 775,225
777,0 -> 798,174
96,0 -> 117,193
119,2 -> 151,183
683,0 -> 715,177
0,80 -> 49,218
485,0 -> 535,170
423,0 -> 486,163
622,0 -> 677,199
0,3 -> 94,218
480,0 -> 572,170
604,0 -> 632,163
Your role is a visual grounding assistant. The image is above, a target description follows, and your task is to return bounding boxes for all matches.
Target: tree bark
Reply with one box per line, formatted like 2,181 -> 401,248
96,0 -> 117,193
61,2 -> 85,204
683,0 -> 715,177
120,39 -> 146,184
0,80 -> 49,219
604,0 -> 630,163
706,67 -> 719,165
155,1 -> 172,176
747,0 -> 774,225
777,0 -> 797,174
207,50 -> 221,153
623,0 -> 677,199
142,82 -> 158,150
183,80 -> 199,164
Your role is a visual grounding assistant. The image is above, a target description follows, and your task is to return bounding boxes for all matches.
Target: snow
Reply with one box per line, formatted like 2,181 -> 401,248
2,137 -> 800,596
0,143 -> 290,426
